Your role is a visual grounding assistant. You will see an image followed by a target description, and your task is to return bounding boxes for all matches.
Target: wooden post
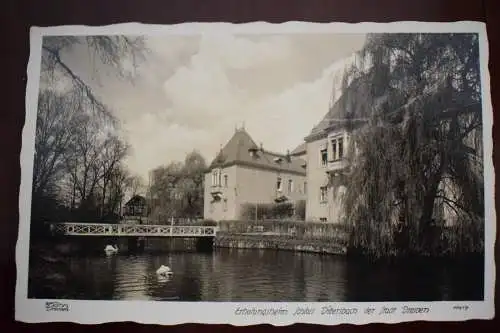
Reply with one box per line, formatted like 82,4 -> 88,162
170,217 -> 174,236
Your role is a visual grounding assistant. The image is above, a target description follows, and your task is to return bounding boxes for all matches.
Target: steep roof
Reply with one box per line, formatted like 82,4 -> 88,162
125,195 -> 146,206
290,142 -> 306,156
209,128 -> 306,175
305,75 -> 373,142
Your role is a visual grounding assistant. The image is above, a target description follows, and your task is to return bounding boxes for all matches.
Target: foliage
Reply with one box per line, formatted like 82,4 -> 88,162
340,33 -> 484,258
148,151 -> 207,222
200,219 -> 218,226
294,200 -> 306,220
217,219 -> 351,241
239,202 -> 297,220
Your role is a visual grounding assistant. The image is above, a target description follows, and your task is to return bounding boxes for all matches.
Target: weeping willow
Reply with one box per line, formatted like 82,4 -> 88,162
341,33 -> 484,259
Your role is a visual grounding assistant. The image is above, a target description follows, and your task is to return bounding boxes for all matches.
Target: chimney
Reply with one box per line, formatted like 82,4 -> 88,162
286,149 -> 291,162
260,143 -> 264,151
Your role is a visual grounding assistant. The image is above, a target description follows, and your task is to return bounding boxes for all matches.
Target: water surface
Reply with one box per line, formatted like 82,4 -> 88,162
29,248 -> 484,301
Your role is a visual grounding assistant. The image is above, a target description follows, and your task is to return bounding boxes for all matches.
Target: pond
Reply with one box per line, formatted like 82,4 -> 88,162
28,248 -> 484,302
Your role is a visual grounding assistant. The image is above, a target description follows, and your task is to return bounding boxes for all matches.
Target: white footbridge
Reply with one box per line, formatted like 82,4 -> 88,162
50,222 -> 218,238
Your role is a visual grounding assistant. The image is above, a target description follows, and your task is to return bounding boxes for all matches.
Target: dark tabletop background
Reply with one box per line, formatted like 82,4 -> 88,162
1,0 -> 498,332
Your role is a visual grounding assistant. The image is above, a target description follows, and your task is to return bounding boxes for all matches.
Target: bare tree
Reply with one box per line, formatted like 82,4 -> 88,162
107,166 -> 131,218
31,36 -> 146,226
128,175 -> 145,197
32,89 -> 81,199
40,36 -> 146,120
99,135 -> 129,218
63,114 -> 102,209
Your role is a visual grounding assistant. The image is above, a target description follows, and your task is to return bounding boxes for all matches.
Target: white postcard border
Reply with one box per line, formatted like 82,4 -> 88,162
16,21 -> 495,325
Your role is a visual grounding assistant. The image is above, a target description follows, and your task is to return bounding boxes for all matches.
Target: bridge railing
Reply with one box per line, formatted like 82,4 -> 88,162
51,222 -> 218,237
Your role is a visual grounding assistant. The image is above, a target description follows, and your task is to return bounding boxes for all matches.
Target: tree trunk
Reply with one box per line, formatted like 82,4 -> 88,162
101,180 -> 107,219
418,176 -> 440,253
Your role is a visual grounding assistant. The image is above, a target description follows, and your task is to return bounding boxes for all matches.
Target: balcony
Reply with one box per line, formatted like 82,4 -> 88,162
210,185 -> 223,200
327,158 -> 349,174
275,192 -> 289,203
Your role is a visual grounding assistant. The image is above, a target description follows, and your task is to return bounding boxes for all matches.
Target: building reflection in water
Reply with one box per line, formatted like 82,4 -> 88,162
38,247 -> 482,302
201,249 -> 348,302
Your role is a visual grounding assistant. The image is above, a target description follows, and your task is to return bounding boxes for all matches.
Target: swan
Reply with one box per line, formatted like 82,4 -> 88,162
156,265 -> 173,276
157,274 -> 172,283
104,244 -> 119,254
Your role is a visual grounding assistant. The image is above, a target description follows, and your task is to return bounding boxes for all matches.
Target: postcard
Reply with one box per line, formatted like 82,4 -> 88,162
16,21 -> 495,325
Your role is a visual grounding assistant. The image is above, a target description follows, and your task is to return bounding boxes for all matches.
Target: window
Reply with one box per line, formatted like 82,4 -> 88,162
338,137 -> 344,159
304,181 -> 307,195
288,179 -> 293,193
223,199 -> 228,212
320,149 -> 328,166
212,169 -> 222,186
224,174 -> 228,187
320,217 -> 327,222
331,139 -> 337,161
277,177 -> 282,192
331,137 -> 345,161
320,186 -> 327,202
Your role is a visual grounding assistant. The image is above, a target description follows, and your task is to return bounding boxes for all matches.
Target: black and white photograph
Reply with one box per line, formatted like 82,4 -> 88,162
16,22 -> 494,325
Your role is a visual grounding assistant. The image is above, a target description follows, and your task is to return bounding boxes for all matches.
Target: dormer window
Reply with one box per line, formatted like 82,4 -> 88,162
212,168 -> 222,186
330,135 -> 345,161
248,147 -> 259,158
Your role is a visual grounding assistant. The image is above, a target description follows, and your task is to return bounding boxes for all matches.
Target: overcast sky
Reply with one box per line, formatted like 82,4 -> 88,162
58,33 -> 366,181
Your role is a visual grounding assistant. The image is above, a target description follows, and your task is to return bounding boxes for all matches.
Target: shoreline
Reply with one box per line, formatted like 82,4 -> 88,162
213,233 -> 485,264
214,233 -> 348,256
29,231 -> 484,261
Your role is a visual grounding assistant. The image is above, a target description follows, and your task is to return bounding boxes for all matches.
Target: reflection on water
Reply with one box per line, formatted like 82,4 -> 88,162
30,248 -> 483,301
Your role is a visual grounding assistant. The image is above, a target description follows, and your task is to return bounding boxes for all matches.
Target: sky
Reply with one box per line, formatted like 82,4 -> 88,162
57,33 -> 366,181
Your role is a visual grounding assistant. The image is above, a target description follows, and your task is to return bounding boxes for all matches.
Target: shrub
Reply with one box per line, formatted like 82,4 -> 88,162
294,200 -> 306,220
200,219 -> 217,226
239,202 -> 295,220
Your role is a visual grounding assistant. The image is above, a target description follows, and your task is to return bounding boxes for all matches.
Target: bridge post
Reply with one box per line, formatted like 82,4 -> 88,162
196,237 -> 215,252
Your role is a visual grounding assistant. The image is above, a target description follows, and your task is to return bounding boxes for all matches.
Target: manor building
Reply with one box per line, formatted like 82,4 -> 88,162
204,71 -> 481,225
203,127 -> 307,221
302,76 -> 369,223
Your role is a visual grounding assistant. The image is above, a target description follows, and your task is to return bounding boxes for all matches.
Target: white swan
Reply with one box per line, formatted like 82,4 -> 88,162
104,244 -> 119,254
156,265 -> 173,276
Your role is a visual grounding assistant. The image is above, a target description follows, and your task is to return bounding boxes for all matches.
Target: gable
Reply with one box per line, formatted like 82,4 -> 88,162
305,75 -> 373,142
209,128 -> 306,176
125,195 -> 146,207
